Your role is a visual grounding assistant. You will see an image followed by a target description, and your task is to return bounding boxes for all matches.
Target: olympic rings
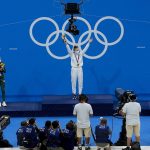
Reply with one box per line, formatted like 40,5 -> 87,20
78,30 -> 108,59
29,16 -> 124,60
29,17 -> 59,47
46,30 -> 75,60
94,16 -> 124,46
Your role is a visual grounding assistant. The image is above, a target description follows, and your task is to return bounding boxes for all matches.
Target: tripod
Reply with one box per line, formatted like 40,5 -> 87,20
114,118 -> 127,146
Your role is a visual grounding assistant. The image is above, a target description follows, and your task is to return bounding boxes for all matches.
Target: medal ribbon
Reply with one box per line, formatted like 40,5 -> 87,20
74,51 -> 80,66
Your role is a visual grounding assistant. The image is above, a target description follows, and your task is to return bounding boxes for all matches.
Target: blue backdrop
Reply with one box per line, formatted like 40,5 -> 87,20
0,0 -> 150,96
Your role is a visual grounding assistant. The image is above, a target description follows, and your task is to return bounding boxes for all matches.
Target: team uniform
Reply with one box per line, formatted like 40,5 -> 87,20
38,127 -> 50,142
61,128 -> 76,150
38,127 -> 51,149
16,126 -> 26,147
47,128 -> 63,150
95,124 -> 111,148
0,61 -> 6,106
66,43 -> 90,95
23,125 -> 39,149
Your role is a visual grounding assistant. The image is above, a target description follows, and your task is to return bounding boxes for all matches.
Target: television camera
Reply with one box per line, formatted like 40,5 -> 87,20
114,88 -> 137,115
114,88 -> 137,146
61,0 -> 84,35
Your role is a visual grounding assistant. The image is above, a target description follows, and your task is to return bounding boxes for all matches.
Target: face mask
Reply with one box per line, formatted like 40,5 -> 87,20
74,50 -> 79,54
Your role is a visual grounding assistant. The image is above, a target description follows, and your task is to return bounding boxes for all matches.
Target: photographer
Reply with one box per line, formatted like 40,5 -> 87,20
16,121 -> 28,148
23,118 -> 39,149
0,59 -> 6,107
73,94 -> 93,150
0,130 -> 13,148
95,118 -> 111,150
120,94 -> 141,150
38,120 -> 51,150
61,121 -> 76,150
47,120 -> 64,150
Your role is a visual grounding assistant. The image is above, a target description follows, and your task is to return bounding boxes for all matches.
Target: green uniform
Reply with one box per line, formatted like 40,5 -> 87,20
0,62 -> 6,102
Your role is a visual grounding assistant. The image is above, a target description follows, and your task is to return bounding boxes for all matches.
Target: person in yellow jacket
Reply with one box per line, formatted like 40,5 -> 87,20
0,58 -> 7,107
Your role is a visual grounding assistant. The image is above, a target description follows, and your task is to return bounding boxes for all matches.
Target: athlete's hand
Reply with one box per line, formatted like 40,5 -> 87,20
62,34 -> 67,43
62,34 -> 65,39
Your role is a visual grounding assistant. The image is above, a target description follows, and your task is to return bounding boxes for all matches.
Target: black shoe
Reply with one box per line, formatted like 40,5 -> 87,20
72,94 -> 77,100
78,146 -> 82,150
85,146 -> 91,150
131,142 -> 141,150
122,147 -> 131,150
76,95 -> 79,100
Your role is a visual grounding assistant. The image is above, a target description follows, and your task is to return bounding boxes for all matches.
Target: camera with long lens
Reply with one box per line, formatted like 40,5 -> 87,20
0,115 -> 10,130
114,88 -> 137,115
0,115 -> 10,140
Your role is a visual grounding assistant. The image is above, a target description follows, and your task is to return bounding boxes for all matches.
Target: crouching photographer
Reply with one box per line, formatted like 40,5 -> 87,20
95,118 -> 112,150
16,121 -> 28,148
120,93 -> 141,150
47,120 -> 64,150
23,118 -> 40,149
61,120 -> 77,150
0,130 -> 13,148
38,120 -> 51,150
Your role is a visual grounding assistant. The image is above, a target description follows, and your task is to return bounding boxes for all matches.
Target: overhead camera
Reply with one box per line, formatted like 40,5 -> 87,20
61,0 -> 84,36
66,16 -> 79,35
64,3 -> 80,14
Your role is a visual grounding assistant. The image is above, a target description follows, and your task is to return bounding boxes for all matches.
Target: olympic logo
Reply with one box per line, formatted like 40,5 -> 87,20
29,16 -> 124,60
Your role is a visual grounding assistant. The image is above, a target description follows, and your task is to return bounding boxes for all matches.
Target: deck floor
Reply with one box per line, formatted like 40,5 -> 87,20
0,146 -> 149,150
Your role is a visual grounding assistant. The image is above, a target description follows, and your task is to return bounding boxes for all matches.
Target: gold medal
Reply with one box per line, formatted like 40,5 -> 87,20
77,64 -> 79,66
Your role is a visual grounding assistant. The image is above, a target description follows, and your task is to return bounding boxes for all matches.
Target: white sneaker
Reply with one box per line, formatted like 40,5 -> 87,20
2,101 -> 7,107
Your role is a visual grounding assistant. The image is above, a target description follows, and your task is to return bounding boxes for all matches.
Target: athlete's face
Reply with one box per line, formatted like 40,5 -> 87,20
74,47 -> 79,51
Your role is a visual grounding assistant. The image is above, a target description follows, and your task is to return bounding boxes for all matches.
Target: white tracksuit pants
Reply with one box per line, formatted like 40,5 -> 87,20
71,67 -> 83,95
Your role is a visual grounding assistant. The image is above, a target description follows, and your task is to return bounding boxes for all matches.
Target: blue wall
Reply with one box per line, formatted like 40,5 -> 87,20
0,0 -> 150,96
